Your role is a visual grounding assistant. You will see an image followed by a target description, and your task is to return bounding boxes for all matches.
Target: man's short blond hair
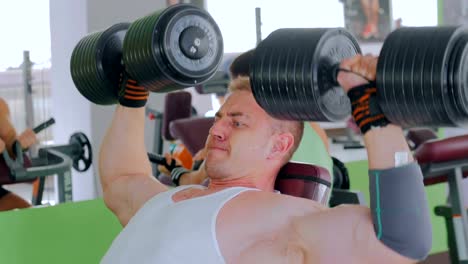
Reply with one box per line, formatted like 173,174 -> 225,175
229,77 -> 304,164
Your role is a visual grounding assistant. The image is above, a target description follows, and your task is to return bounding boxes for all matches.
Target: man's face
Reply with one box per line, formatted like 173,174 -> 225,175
205,90 -> 276,179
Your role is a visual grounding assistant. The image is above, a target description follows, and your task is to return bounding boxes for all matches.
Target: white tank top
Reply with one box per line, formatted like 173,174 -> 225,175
101,185 -> 258,264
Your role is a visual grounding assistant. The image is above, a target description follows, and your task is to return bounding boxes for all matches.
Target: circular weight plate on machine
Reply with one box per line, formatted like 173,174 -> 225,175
123,4 -> 224,93
70,23 -> 130,105
250,28 -> 360,121
69,132 -> 93,172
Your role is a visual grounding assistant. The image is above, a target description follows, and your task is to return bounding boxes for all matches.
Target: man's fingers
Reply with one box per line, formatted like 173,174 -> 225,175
340,54 -> 362,70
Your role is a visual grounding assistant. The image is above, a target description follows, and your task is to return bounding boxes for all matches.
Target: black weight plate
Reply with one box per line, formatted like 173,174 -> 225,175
426,27 -> 457,127
297,38 -> 317,121
446,33 -> 467,119
402,29 -> 427,126
123,4 -> 223,93
444,27 -> 468,127
378,27 -> 454,127
251,28 -> 359,121
276,47 -> 300,120
69,132 -> 93,172
377,28 -> 407,125
251,29 -> 323,120
283,48 -> 302,120
391,28 -> 414,127
314,28 -> 360,121
418,27 -> 445,126
71,23 -> 129,105
252,47 -> 280,119
453,34 -> 468,122
249,48 -> 270,117
412,29 -> 442,126
264,46 -> 285,119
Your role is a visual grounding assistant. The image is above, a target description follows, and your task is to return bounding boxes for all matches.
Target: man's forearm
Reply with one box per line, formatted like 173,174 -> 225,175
99,106 -> 152,189
364,124 -> 431,260
363,124 -> 414,170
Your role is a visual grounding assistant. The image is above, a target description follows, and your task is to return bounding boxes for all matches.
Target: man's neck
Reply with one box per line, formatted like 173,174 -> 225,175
208,173 -> 276,192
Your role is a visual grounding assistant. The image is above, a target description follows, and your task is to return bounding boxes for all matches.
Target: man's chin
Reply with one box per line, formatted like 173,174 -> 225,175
206,150 -> 227,161
205,159 -> 227,178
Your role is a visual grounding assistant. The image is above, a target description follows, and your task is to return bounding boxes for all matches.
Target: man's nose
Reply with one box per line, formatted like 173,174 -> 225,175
209,119 -> 229,141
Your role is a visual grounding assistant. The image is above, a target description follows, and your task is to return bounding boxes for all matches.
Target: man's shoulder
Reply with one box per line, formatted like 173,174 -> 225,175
240,190 -> 327,214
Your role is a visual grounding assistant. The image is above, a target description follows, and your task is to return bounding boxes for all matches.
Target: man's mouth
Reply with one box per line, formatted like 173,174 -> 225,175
207,144 -> 228,152
208,146 -> 227,151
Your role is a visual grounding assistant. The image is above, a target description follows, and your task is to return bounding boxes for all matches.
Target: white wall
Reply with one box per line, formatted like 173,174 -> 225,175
49,0 -> 167,201
49,0 -> 92,201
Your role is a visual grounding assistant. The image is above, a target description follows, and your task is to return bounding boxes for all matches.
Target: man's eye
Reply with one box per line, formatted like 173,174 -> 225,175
233,121 -> 243,127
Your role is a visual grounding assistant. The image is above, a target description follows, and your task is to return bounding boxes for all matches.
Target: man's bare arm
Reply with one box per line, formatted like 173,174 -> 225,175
99,106 -> 168,226
330,55 -> 432,261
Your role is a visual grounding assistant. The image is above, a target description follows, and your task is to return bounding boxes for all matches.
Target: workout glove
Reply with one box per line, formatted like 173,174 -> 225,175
347,83 -> 390,135
118,72 -> 149,108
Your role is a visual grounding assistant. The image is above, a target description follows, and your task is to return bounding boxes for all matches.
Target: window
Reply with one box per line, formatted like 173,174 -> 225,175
0,0 -> 52,137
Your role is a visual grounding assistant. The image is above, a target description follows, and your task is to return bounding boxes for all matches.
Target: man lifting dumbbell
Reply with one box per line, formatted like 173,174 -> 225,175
71,4 -> 437,263
0,98 -> 38,211
99,53 -> 431,263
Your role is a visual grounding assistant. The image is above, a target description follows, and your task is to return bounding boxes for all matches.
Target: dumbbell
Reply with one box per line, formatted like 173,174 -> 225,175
249,26 -> 468,128
70,4 -> 224,105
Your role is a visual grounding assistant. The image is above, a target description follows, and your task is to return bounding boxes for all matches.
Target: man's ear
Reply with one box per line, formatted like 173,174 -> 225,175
267,132 -> 294,160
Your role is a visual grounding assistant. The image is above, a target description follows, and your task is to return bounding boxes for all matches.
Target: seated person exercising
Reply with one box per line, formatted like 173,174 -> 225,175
159,49 -> 332,186
0,98 -> 38,211
99,54 -> 431,263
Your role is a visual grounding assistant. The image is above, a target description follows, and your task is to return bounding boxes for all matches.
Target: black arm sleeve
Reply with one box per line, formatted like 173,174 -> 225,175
369,162 -> 432,260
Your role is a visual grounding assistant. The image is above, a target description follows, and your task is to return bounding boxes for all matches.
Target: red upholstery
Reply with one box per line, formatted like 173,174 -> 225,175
158,162 -> 332,205
169,117 -> 214,155
275,162 -> 332,205
415,134 -> 468,164
0,154 -> 33,185
406,128 -> 437,150
423,171 -> 468,186
414,134 -> 468,186
162,91 -> 192,141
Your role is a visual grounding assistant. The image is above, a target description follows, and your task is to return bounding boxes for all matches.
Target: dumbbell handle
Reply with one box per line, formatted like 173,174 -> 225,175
12,118 -> 56,154
148,152 -> 166,165
330,64 -> 376,87
33,118 -> 56,134
147,152 -> 179,172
